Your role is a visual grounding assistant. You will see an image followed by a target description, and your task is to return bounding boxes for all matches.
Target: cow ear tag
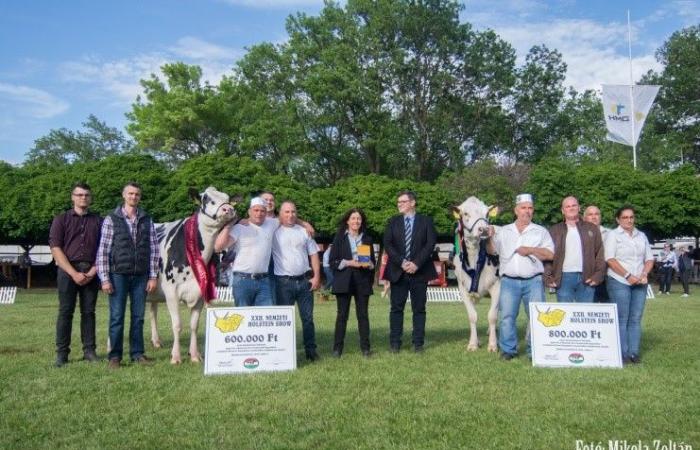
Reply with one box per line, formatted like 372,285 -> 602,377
452,209 -> 461,220
487,206 -> 499,218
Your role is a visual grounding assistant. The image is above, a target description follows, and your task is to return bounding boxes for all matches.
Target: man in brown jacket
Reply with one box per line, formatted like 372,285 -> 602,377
545,196 -> 606,302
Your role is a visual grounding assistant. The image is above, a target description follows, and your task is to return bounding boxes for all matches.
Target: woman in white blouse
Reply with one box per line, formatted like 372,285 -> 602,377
604,205 -> 655,364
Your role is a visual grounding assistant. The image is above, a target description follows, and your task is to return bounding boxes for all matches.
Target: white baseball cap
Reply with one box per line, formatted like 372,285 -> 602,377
515,193 -> 533,205
249,197 -> 266,208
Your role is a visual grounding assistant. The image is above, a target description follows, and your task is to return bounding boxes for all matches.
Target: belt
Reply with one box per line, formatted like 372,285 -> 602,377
232,272 -> 268,280
70,261 -> 93,270
503,274 -> 541,281
276,274 -> 308,281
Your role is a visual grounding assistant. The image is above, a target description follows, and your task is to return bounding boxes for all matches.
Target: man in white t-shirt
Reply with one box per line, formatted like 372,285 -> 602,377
486,193 -> 554,360
545,196 -> 605,303
583,204 -> 611,302
272,201 -> 322,361
215,197 -> 279,306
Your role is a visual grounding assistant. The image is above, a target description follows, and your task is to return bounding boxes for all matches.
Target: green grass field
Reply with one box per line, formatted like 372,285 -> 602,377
0,289 -> 698,450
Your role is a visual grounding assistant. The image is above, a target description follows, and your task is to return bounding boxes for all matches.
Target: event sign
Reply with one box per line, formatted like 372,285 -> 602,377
529,302 -> 622,368
204,306 -> 297,375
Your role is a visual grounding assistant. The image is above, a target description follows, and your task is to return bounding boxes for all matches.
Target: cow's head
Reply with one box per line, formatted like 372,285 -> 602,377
189,186 -> 238,227
452,196 -> 498,241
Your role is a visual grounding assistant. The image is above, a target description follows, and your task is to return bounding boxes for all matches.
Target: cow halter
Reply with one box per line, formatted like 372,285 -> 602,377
201,202 -> 233,221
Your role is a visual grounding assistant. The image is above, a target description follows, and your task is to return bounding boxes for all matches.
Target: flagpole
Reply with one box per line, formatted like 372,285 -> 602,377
628,10 -> 637,169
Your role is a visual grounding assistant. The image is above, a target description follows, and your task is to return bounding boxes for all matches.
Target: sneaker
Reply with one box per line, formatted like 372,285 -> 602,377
629,355 -> 641,364
362,350 -> 371,358
55,355 -> 68,368
682,294 -> 689,298
132,355 -> 154,365
83,351 -> 99,362
332,350 -> 342,358
658,291 -> 663,295
108,358 -> 121,370
666,292 -> 671,295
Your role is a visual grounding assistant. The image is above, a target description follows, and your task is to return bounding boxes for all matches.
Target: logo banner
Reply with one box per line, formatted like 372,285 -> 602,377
602,84 -> 660,146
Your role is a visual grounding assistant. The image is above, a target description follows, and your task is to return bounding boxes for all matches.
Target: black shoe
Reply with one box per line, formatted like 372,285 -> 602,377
332,350 -> 342,358
306,351 -> 320,362
413,345 -> 424,354
83,351 -> 99,362
629,355 -> 641,364
55,355 -> 68,368
362,350 -> 371,358
500,352 -> 517,361
622,356 -> 632,365
389,345 -> 400,354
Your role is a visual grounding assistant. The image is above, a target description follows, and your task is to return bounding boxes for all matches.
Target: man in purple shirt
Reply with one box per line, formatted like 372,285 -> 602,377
49,182 -> 103,367
96,182 -> 160,369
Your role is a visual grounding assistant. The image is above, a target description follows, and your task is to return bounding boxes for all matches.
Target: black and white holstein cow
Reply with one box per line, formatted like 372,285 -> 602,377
151,187 -> 237,364
452,197 -> 501,352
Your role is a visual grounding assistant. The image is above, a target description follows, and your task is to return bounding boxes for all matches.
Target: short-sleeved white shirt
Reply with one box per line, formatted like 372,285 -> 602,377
229,218 -> 279,274
494,222 -> 554,278
272,224 -> 319,276
604,226 -> 653,285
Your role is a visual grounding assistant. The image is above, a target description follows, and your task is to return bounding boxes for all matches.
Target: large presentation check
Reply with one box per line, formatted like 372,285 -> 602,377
204,306 -> 297,375
529,302 -> 622,368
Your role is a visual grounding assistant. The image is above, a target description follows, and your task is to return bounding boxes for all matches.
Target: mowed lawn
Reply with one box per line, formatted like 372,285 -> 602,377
0,289 -> 698,450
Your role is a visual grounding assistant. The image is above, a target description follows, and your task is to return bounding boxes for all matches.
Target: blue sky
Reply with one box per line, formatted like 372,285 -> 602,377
1,0 -> 697,164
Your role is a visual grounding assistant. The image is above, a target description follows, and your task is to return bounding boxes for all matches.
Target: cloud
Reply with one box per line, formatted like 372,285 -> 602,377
170,36 -> 242,61
0,82 -> 69,118
59,37 -> 242,106
464,10 -> 664,92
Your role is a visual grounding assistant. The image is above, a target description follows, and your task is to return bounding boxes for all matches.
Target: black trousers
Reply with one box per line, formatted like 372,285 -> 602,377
659,267 -> 674,293
55,267 -> 99,356
680,270 -> 692,295
334,291 -> 370,352
389,275 -> 427,348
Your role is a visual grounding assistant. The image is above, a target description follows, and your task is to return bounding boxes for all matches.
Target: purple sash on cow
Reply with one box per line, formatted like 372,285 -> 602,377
185,213 -> 217,303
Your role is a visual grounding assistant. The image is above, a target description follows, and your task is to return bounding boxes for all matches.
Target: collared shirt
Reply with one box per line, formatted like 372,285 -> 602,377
272,224 -> 319,276
494,222 -> 554,278
604,226 -> 653,285
96,209 -> 160,283
230,217 -> 279,274
48,209 -> 102,263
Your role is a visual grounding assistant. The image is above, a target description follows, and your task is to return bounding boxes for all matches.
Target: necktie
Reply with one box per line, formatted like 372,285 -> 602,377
404,217 -> 412,260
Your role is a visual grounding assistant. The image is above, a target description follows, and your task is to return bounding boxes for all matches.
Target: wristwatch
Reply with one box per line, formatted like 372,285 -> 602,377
624,272 -> 632,279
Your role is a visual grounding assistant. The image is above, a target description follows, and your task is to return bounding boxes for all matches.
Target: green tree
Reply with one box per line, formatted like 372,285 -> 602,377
642,25 -> 700,168
25,115 -> 131,165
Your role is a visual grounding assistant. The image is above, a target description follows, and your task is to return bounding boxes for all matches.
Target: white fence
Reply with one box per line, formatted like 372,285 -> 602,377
212,286 -> 463,304
0,287 -> 17,304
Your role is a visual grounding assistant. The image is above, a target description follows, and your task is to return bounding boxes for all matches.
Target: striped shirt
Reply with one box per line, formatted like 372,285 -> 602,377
96,208 -> 160,283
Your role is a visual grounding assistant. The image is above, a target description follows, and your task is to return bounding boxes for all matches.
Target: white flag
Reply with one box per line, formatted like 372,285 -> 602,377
602,84 -> 660,146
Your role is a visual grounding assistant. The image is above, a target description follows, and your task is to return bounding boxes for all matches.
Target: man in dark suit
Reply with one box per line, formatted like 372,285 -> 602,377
383,191 -> 437,353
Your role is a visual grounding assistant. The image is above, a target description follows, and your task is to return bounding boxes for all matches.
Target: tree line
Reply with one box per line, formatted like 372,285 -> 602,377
4,1 -> 699,244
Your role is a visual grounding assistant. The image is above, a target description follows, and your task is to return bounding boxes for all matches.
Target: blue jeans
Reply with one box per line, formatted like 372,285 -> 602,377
606,276 -> 647,359
556,272 -> 595,303
323,266 -> 334,290
108,273 -> 147,361
275,276 -> 316,353
498,275 -> 545,356
231,274 -> 273,307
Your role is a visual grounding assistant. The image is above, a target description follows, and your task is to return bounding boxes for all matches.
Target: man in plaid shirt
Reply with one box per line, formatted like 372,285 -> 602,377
96,182 -> 160,369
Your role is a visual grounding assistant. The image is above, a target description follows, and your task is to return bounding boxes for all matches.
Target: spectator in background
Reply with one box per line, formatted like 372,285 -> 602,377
678,246 -> 693,298
322,244 -> 334,291
657,243 -> 677,295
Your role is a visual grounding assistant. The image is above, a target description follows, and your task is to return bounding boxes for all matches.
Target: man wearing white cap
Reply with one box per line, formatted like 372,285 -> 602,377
486,193 -> 554,360
215,197 -> 278,306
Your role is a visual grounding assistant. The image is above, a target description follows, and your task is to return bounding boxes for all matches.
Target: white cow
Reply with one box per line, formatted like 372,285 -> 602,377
452,197 -> 500,352
151,187 -> 237,364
